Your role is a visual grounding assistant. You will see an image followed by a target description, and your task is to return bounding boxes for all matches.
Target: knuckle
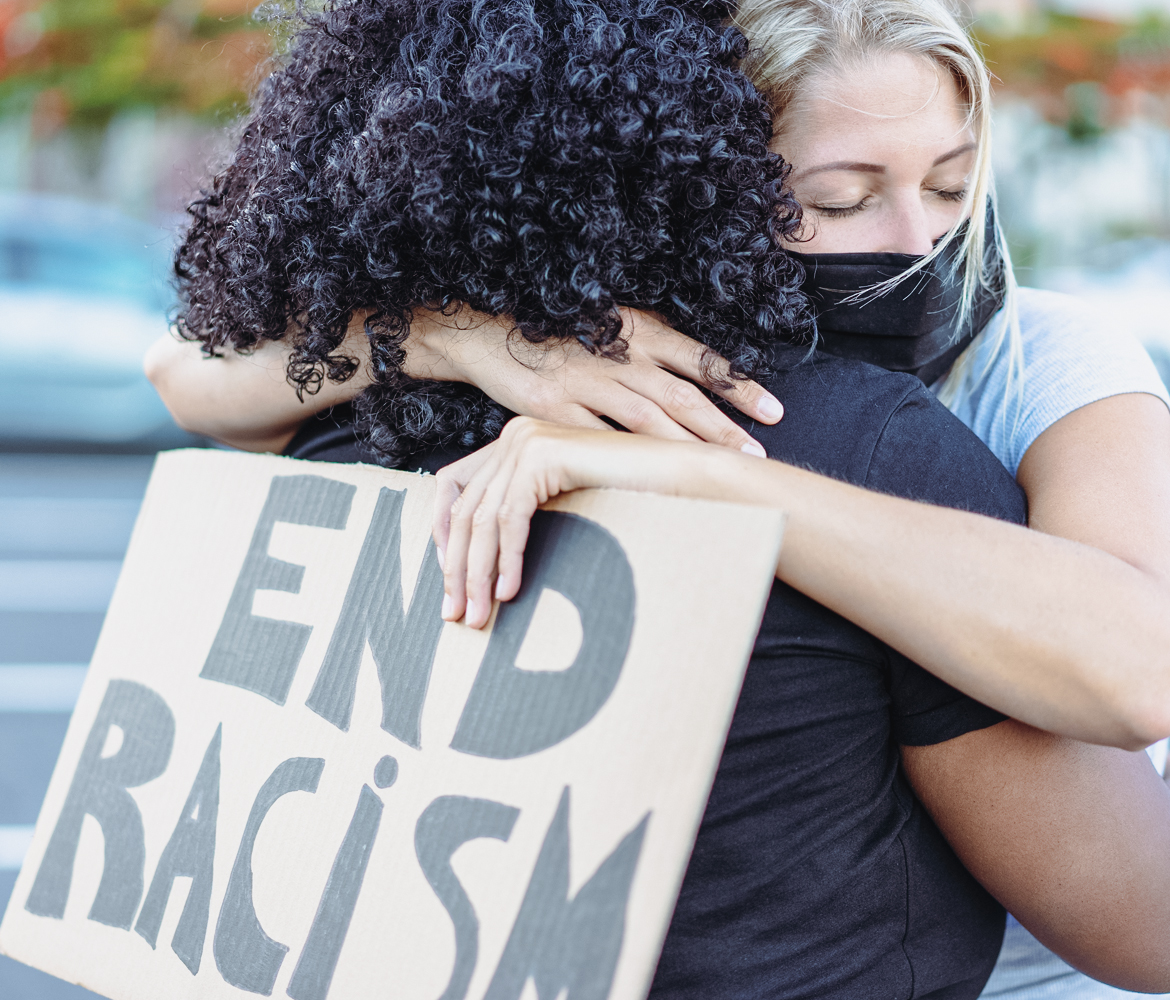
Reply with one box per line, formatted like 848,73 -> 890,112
620,397 -> 657,430
697,347 -> 731,384
496,499 -> 528,528
677,336 -> 705,363
470,503 -> 495,529
526,382 -> 563,416
449,495 -> 473,525
662,380 -> 704,411
545,405 -> 583,428
717,426 -> 747,448
507,414 -> 539,442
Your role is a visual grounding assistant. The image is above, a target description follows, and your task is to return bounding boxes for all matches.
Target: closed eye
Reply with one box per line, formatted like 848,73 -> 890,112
932,188 -> 968,203
813,195 -> 873,219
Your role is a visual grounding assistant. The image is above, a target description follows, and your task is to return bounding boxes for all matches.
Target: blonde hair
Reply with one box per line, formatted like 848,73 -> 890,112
732,0 -> 1021,406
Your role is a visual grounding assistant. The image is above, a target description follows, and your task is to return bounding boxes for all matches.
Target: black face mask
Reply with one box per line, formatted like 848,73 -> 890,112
789,209 -> 1006,386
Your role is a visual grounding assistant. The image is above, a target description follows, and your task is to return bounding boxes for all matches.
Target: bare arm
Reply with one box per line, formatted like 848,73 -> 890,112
902,720 -> 1170,991
435,419 -> 1170,984
434,401 -> 1170,749
753,393 -> 1170,750
144,311 -> 383,453
144,307 -> 783,453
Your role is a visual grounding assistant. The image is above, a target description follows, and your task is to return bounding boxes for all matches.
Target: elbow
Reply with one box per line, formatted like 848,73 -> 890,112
143,336 -> 203,434
1072,676 -> 1170,750
144,338 -> 181,415
1033,917 -> 1170,994
1075,944 -> 1170,995
143,333 -> 179,390
1110,695 -> 1170,753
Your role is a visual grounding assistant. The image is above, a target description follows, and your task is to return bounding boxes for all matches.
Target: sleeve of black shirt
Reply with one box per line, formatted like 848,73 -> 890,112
863,383 -> 1028,747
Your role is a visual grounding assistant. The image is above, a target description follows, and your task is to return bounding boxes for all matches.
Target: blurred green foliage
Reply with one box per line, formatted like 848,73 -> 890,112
0,0 -> 273,126
2,1 -> 1168,134
975,11 -> 1170,137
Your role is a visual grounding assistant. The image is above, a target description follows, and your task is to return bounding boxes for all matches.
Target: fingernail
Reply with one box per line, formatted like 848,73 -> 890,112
466,599 -> 478,624
741,441 -> 767,458
757,395 -> 783,422
436,547 -> 445,570
495,577 -> 507,600
441,594 -> 454,619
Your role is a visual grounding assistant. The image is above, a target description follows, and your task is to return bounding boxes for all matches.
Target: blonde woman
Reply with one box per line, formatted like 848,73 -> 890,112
147,2 -> 1170,996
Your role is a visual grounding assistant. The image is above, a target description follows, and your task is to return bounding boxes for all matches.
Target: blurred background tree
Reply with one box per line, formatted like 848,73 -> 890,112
974,7 -> 1170,138
0,0 -> 275,222
0,0 -> 271,127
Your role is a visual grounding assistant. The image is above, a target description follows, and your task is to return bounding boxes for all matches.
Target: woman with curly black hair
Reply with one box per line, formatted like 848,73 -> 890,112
169,0 -> 810,466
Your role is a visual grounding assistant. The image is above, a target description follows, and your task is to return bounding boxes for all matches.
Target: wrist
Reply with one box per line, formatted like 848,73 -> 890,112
402,309 -> 454,380
406,306 -> 514,385
672,441 -> 772,503
591,436 -> 750,500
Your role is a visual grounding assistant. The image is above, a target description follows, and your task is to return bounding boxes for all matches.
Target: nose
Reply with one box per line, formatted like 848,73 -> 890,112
874,193 -> 938,256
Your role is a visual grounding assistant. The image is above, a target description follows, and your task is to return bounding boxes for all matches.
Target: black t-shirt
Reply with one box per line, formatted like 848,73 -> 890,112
287,350 -> 1025,999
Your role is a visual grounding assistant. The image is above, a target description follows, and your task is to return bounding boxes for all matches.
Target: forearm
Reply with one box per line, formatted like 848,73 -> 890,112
903,721 -> 1170,992
445,418 -> 1170,745
145,307 -> 480,451
144,319 -> 376,452
636,446 -> 1170,748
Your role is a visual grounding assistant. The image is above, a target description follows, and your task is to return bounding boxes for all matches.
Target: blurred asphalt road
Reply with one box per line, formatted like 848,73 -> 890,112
0,453 -> 153,1000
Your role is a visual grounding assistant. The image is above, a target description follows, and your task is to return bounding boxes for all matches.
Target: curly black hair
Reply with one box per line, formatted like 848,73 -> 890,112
175,0 -> 812,465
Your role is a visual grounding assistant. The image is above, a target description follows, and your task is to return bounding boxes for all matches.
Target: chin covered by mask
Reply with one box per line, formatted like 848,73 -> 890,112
789,208 -> 1006,387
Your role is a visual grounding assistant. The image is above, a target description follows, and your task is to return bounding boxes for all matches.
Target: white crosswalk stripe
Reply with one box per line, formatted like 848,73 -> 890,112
0,498 -> 140,556
0,665 -> 88,711
0,826 -> 35,872
0,560 -> 122,612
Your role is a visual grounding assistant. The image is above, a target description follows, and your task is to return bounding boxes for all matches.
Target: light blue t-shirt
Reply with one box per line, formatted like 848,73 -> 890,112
934,287 -> 1170,1000
935,287 -> 1170,478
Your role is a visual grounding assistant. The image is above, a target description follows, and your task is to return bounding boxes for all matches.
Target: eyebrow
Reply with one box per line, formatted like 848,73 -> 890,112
793,161 -> 885,180
793,142 -> 978,180
931,141 -> 977,167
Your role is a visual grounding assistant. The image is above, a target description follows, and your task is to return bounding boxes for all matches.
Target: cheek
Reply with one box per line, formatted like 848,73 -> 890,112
926,197 -> 970,236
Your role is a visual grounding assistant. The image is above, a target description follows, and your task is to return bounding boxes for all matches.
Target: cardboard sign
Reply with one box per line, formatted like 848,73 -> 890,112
1,449 -> 784,1000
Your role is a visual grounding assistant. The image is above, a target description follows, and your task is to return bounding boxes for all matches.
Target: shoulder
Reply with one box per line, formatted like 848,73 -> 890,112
1014,288 -> 1168,389
755,351 -> 1026,525
940,287 -> 1170,474
754,350 -> 920,481
1015,288 -> 1147,358
1014,286 -> 1090,327
948,288 -> 1169,475
958,287 -> 1160,384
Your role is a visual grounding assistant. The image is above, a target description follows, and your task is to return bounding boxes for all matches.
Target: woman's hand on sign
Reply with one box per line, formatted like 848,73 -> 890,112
416,305 -> 781,452
432,416 -> 760,629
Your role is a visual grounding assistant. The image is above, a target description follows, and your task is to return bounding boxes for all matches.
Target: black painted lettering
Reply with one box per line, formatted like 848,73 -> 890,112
286,785 -> 384,1000
201,475 -> 355,705
451,512 -> 635,759
483,788 -> 648,1000
134,723 -> 222,974
305,487 -> 445,747
214,757 -> 325,995
415,796 -> 520,1000
25,680 -> 175,928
